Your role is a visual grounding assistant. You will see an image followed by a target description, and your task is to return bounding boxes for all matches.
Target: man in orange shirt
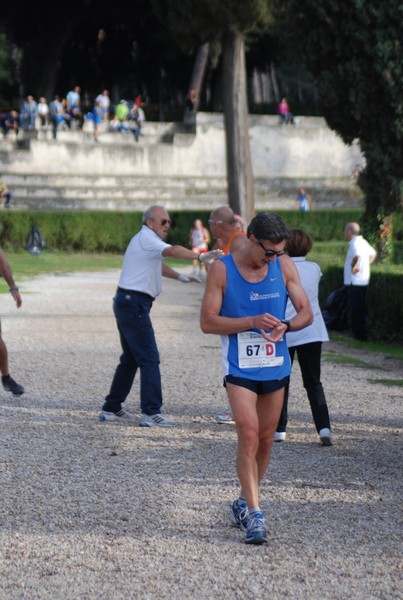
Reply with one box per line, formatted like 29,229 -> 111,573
208,206 -> 247,424
208,206 -> 247,255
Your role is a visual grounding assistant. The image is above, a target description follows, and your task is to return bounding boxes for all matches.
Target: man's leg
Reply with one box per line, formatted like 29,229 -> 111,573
0,336 -> 9,376
228,383 -> 284,544
114,294 -> 163,416
255,388 -> 286,482
349,285 -> 368,340
0,334 -> 25,396
227,383 -> 259,508
227,384 -> 284,509
102,324 -> 138,413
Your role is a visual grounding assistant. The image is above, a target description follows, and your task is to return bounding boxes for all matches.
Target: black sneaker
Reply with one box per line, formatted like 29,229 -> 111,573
3,376 -> 25,396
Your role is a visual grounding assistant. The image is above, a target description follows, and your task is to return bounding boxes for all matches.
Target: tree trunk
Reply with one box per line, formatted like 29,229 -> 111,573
270,63 -> 281,103
188,43 -> 209,110
222,31 -> 255,225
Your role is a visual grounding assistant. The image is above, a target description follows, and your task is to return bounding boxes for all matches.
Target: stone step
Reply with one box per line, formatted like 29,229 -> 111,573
3,173 -> 361,212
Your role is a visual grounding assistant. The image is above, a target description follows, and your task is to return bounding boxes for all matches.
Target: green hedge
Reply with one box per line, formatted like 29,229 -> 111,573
0,211 -> 142,252
0,210 -> 401,342
318,265 -> 403,343
167,209 -> 365,246
1,209 -> 401,251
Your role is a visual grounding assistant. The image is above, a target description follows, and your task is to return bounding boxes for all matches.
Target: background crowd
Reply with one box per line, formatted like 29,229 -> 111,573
0,87 -> 146,142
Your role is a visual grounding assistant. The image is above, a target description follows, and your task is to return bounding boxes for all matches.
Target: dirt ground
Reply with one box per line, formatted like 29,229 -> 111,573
0,269 -> 402,600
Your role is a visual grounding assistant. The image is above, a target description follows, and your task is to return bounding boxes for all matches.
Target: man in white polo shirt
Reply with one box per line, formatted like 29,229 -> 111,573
343,222 -> 377,341
100,205 -> 222,427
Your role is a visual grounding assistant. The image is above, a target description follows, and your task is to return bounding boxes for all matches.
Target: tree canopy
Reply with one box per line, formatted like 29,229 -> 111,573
152,0 -> 273,223
272,0 -> 402,245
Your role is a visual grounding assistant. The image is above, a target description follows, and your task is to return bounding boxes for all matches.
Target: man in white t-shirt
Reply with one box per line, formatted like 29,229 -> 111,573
343,222 -> 377,341
100,205 -> 222,427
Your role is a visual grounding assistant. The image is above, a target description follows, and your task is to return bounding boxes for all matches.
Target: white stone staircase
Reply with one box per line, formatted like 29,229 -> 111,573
0,114 -> 364,212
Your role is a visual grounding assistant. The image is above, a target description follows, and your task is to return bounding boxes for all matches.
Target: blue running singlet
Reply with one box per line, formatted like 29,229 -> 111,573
219,254 -> 291,381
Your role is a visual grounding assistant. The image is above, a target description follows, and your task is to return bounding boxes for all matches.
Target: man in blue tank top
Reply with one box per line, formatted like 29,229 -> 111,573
200,212 -> 312,544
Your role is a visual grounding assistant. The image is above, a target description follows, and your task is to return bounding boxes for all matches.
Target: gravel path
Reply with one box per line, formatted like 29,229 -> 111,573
1,269 -> 402,600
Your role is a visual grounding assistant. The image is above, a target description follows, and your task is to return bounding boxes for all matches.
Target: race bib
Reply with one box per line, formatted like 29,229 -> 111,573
237,331 -> 284,369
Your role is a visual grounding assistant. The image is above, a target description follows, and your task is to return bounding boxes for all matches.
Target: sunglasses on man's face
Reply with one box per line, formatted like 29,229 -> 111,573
158,219 -> 171,226
255,240 -> 286,258
208,219 -> 235,225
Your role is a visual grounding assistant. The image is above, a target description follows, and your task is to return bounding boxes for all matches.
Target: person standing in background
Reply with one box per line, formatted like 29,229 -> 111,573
297,187 -> 314,211
49,95 -> 63,140
66,85 -> 83,129
100,205 -> 223,427
274,229 -> 333,446
19,95 -> 37,129
37,97 -> 50,132
95,89 -> 110,122
208,206 -> 247,425
343,222 -> 377,341
189,218 -> 211,281
0,176 -> 12,209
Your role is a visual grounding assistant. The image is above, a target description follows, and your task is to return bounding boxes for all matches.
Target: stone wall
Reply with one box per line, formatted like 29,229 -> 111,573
0,113 -> 363,178
0,113 -> 364,211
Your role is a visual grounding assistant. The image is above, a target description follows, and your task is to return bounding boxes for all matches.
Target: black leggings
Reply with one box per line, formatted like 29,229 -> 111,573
276,342 -> 331,433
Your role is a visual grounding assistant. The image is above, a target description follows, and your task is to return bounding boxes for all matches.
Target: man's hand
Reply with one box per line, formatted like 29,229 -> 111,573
199,249 -> 223,264
260,325 -> 288,343
253,313 -> 288,343
10,289 -> 22,308
178,274 -> 201,283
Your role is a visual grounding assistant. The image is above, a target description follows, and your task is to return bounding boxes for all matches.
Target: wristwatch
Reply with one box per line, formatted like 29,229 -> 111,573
280,319 -> 291,332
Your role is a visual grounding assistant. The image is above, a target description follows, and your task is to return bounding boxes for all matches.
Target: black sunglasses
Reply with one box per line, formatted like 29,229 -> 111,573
154,218 -> 171,226
208,219 -> 235,225
255,240 -> 286,258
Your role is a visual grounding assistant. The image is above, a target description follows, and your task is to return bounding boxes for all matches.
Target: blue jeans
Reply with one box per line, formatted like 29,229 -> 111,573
102,290 -> 163,415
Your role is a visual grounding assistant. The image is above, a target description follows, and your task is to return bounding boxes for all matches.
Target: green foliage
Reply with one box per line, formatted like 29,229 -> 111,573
273,210 -> 362,243
0,251 -> 123,283
2,210 -> 403,258
317,263 -> 403,343
152,0 -> 271,51
0,30 -> 14,106
392,211 -> 403,240
0,211 -> 142,252
271,0 -> 403,249
367,270 -> 403,343
0,210 -> 401,342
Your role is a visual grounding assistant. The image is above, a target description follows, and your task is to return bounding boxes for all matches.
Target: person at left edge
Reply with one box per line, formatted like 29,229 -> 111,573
0,249 -> 25,396
100,205 -> 223,427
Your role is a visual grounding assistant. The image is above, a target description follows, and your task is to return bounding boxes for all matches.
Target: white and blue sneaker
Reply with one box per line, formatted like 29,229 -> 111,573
245,512 -> 267,545
99,409 -> 135,423
139,413 -> 176,427
319,428 -> 333,446
229,500 -> 250,531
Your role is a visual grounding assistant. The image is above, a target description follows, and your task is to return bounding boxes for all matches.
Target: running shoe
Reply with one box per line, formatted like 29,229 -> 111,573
215,410 -> 235,425
2,376 -> 25,396
99,409 -> 135,423
245,512 -> 267,545
319,428 -> 333,446
139,413 -> 176,427
229,500 -> 249,531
